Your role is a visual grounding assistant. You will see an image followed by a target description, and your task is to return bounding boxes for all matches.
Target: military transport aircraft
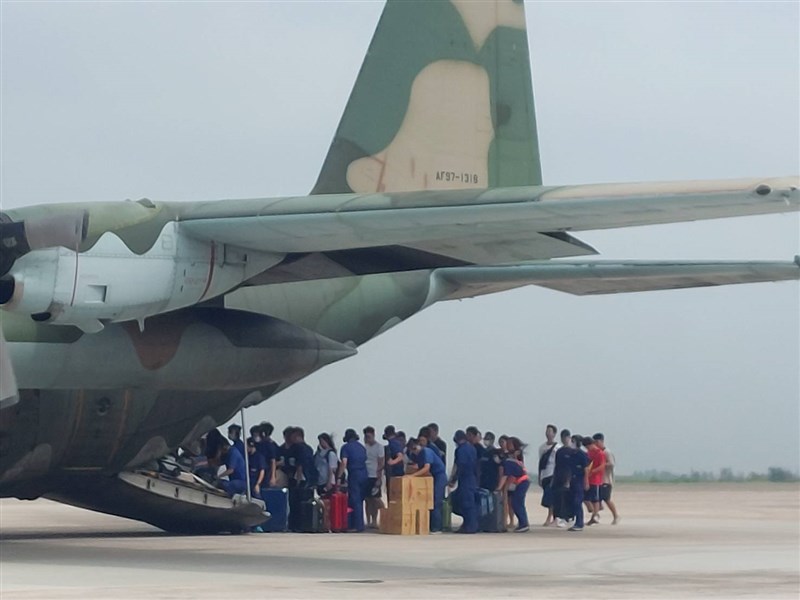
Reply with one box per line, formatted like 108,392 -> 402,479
1,0 -> 798,531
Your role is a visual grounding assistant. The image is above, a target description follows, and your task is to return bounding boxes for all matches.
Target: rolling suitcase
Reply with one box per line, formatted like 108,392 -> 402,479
328,490 -> 348,533
479,490 -> 506,533
475,488 -> 494,518
442,495 -> 453,532
298,498 -> 326,533
289,486 -> 315,532
261,487 -> 289,532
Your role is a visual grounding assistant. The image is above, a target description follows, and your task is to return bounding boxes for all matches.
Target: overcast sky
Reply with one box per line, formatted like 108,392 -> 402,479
2,1 -> 798,475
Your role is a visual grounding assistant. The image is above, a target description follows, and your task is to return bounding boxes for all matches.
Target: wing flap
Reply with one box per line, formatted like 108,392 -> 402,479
434,258 -> 800,299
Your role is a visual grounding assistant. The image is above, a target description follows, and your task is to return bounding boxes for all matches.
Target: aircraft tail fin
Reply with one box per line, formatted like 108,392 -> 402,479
311,0 -> 542,195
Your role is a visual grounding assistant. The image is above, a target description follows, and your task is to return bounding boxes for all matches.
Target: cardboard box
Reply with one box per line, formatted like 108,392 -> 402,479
381,477 -> 433,535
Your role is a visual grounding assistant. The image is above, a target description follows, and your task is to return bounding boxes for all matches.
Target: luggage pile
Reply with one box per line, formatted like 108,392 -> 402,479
261,486 -> 349,533
379,476 -> 433,535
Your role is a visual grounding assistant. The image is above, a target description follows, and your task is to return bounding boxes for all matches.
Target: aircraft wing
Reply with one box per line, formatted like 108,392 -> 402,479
180,177 -> 799,263
432,258 -> 800,300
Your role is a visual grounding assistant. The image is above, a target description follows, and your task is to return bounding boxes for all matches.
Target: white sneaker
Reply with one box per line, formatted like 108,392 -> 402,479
556,519 -> 567,528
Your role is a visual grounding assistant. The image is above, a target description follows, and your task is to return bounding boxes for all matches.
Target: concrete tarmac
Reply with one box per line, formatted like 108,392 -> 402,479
1,483 -> 798,599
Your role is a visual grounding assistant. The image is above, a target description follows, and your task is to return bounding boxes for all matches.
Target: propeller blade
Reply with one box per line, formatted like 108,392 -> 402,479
0,329 -> 18,409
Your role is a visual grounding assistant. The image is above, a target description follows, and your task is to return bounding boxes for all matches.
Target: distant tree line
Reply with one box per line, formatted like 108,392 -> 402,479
618,467 -> 799,483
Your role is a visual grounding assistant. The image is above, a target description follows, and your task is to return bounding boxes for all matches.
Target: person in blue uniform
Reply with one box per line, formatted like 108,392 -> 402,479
338,428 -> 368,532
246,437 -> 266,499
497,437 -> 530,532
448,430 -> 478,533
407,437 -> 447,533
466,426 -> 486,481
253,422 -> 279,486
227,424 -> 245,459
566,435 -> 590,531
217,442 -> 247,497
417,427 -> 444,461
383,425 -> 405,497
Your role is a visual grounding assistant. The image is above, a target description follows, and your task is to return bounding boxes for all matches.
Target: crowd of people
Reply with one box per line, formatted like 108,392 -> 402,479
196,421 -> 618,534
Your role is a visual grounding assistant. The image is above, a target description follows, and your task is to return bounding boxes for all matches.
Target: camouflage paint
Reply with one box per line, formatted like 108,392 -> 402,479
312,0 -> 541,194
0,1 -> 797,531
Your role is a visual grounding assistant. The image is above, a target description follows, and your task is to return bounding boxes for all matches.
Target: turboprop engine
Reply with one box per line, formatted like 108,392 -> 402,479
0,207 -> 282,407
0,211 -> 280,332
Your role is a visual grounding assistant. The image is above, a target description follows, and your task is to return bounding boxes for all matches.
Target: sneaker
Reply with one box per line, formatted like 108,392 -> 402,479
429,530 -> 443,535
252,526 -> 264,533
513,526 -> 530,533
568,526 -> 583,532
556,519 -> 567,528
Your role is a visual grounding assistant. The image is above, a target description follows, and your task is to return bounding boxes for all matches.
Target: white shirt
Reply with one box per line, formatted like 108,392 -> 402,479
538,441 -> 560,479
365,440 -> 384,478
603,449 -> 615,485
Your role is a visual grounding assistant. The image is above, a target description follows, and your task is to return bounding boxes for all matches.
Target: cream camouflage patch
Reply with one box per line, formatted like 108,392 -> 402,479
451,0 -> 526,50
346,61 -> 493,193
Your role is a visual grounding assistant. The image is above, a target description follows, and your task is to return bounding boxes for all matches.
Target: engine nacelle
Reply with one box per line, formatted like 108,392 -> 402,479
1,223 -> 280,332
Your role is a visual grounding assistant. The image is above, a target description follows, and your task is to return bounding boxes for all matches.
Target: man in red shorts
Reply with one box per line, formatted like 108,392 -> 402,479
584,436 -> 605,526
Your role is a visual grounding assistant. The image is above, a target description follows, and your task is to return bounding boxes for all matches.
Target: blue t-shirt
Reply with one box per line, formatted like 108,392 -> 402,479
248,451 -> 266,484
225,446 -> 247,482
295,442 -> 316,482
481,448 -> 502,490
278,443 -> 294,475
473,443 -> 486,478
502,458 -> 527,479
416,446 -> 446,478
232,439 -> 245,460
570,449 -> 589,482
341,440 -> 368,473
385,438 -> 405,477
455,442 -> 478,486
553,446 -> 573,488
256,439 -> 275,464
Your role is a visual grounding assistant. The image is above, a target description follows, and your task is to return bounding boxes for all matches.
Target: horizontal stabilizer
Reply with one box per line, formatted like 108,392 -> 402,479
180,177 -> 799,259
434,258 -> 800,299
